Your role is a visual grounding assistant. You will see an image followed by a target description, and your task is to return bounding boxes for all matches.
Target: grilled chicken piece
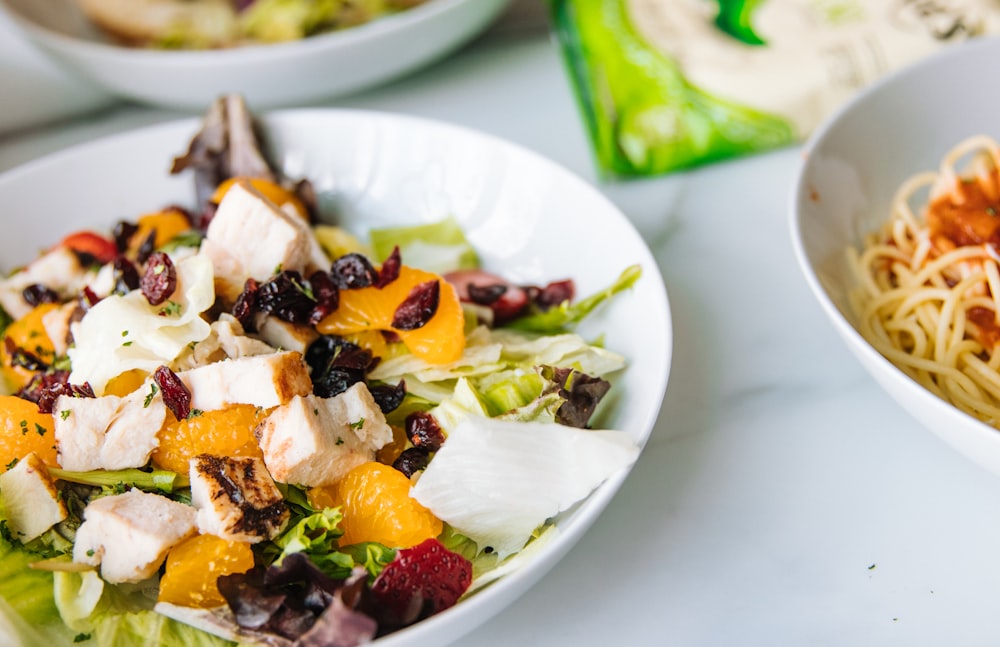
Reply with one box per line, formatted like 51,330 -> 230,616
0,247 -> 88,320
0,452 -> 67,543
256,383 -> 393,487
190,454 -> 288,543
176,350 -> 312,411
73,488 -> 197,583
54,386 -> 167,471
200,181 -> 327,304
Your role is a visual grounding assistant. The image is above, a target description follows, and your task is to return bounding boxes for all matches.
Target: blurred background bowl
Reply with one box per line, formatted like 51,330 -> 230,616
790,36 -> 1000,476
0,0 -> 509,110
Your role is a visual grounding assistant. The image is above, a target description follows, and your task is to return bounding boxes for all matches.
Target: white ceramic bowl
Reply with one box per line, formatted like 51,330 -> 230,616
0,0 -> 509,110
0,109 -> 671,645
790,36 -> 1000,476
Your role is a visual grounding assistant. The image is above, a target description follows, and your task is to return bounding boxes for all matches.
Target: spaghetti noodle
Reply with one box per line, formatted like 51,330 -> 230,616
849,135 -> 1000,427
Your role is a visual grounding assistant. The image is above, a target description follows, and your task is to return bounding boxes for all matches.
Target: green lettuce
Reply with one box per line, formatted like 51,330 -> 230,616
369,216 -> 479,273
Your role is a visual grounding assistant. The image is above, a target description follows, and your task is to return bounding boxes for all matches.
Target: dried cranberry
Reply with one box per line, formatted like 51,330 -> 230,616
153,365 -> 191,420
30,377 -> 95,414
112,256 -> 141,295
80,287 -> 101,310
112,220 -> 139,253
307,271 -> 339,325
375,247 -> 401,288
405,411 -> 444,452
535,279 -> 575,310
392,447 -> 430,478
135,229 -> 157,265
391,280 -> 439,331
305,335 -> 371,398
257,271 -> 314,324
369,380 -> 406,414
141,252 -> 177,306
467,283 -> 506,306
331,254 -> 378,290
232,278 -> 260,331
21,284 -> 59,307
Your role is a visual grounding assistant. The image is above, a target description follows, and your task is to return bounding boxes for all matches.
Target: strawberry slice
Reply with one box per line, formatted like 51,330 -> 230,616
370,538 -> 472,628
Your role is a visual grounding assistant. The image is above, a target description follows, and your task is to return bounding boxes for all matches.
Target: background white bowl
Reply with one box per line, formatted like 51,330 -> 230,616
0,108 -> 672,645
0,0 -> 509,110
790,36 -> 1000,477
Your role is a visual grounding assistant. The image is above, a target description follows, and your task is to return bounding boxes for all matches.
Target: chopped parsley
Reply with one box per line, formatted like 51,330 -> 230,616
335,436 -> 345,446
144,383 -> 159,408
35,423 -> 47,437
73,633 -> 92,643
60,410 -> 71,420
187,409 -> 204,419
4,457 -> 18,471
349,418 -> 365,430
158,301 -> 182,317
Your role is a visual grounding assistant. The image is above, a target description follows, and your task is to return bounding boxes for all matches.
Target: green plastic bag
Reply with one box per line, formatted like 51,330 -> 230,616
550,0 -> 1000,177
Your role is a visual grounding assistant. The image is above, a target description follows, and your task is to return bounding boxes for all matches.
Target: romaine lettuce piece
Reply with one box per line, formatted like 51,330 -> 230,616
368,217 -> 479,274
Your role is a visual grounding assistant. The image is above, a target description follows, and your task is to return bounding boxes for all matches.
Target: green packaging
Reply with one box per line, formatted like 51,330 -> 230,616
550,0 -> 1000,177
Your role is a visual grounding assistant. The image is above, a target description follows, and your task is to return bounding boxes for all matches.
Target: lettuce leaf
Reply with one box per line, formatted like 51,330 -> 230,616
369,217 -> 479,274
0,533 -> 75,645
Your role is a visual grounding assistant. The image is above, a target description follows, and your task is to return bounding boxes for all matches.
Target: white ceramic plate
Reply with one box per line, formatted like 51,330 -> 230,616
790,36 -> 1000,476
0,109 -> 672,645
0,0 -> 509,110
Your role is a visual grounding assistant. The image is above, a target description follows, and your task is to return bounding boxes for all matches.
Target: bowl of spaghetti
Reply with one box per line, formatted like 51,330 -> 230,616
791,35 -> 1000,475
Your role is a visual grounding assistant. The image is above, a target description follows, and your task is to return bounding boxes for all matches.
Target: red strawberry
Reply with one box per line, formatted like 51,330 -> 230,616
370,538 -> 472,628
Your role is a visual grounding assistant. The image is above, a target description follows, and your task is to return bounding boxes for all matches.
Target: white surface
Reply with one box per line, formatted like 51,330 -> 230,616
792,36 -> 1000,480
5,4 -> 1000,645
0,0 -> 508,110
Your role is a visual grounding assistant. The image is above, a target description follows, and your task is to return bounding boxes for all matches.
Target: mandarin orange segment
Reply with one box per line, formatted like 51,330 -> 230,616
316,265 -> 465,364
151,404 -> 267,474
213,177 -> 308,220
103,369 -> 149,397
0,394 -> 57,469
1,303 -> 58,392
158,534 -> 255,608
330,461 -> 442,548
134,209 -> 192,249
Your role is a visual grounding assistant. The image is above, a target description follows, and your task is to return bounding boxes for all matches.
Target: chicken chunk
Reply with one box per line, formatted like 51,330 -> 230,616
54,386 -> 167,472
0,452 -> 67,543
0,247 -> 89,320
200,181 -> 328,304
73,489 -> 197,583
176,350 -> 312,411
253,315 -> 318,355
256,383 -> 393,487
189,454 -> 288,543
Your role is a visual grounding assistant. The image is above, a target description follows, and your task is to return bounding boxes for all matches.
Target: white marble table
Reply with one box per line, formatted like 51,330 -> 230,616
4,3 -> 1000,646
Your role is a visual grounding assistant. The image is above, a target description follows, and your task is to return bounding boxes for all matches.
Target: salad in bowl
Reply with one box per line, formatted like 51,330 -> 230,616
0,96 -> 669,646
